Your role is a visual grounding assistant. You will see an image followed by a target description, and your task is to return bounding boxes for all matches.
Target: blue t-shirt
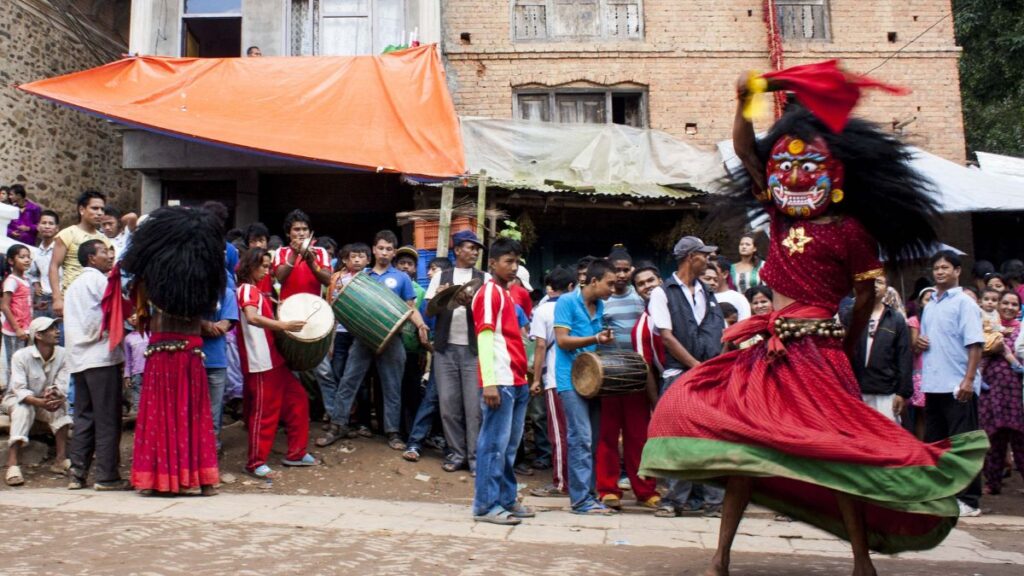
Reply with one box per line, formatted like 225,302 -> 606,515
368,265 -> 417,301
601,287 -> 644,351
201,242 -> 241,369
553,290 -> 604,393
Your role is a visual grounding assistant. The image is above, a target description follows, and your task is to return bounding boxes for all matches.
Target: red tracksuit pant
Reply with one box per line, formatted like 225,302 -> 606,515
244,364 -> 310,471
544,388 -> 569,492
595,391 -> 658,501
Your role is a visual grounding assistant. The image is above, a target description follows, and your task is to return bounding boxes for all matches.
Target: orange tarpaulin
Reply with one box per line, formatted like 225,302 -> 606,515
18,45 -> 466,179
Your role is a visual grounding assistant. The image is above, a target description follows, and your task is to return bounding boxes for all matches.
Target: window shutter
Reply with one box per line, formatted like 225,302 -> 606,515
552,0 -> 600,38
606,0 -> 640,38
514,0 -> 548,39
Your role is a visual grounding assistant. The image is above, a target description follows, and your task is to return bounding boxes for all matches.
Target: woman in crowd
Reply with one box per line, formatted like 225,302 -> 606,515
745,285 -> 774,316
979,291 -> 1024,494
905,287 -> 935,440
985,273 -> 1008,293
728,234 -> 764,293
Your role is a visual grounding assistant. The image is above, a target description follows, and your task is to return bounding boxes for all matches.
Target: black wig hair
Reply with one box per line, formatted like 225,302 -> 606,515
754,105 -> 940,259
121,206 -> 225,318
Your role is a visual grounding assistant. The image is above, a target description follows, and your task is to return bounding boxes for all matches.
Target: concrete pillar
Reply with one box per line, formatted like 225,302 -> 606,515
130,0 -> 181,56
243,0 -> 287,56
139,173 -> 162,215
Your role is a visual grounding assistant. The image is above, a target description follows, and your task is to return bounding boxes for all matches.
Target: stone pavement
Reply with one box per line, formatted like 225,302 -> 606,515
0,488 -> 1021,568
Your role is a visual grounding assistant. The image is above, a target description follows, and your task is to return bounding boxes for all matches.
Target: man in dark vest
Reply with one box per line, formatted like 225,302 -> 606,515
648,236 -> 726,518
426,230 -> 488,473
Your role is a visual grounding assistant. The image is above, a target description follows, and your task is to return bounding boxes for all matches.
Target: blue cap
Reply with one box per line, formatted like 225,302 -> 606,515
452,229 -> 485,249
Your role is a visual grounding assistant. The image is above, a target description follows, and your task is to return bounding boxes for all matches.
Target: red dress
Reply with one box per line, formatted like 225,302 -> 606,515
640,209 -> 987,553
131,333 -> 220,493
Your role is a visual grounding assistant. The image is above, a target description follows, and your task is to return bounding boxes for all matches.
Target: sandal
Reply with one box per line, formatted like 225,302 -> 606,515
386,433 -> 406,451
601,494 -> 623,510
572,502 -> 616,516
508,503 -> 535,518
68,477 -> 86,490
316,425 -> 353,448
654,504 -> 679,518
355,425 -> 373,438
529,484 -> 566,498
441,460 -> 463,473
402,448 -> 421,462
474,507 -> 522,526
5,465 -> 24,486
282,453 -> 320,467
49,458 -> 71,475
248,464 -> 277,479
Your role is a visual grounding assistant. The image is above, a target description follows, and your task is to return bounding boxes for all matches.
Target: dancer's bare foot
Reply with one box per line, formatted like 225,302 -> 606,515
703,555 -> 728,576
851,562 -> 877,576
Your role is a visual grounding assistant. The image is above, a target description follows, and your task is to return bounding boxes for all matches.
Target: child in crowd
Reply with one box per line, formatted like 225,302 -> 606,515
327,242 -> 372,437
719,302 -> 738,327
980,287 -> 1022,373
122,315 -> 148,415
2,244 -> 34,384
236,248 -> 317,478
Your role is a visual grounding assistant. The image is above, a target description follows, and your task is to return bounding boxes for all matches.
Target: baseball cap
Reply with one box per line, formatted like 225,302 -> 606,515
516,265 -> 534,292
394,246 -> 419,262
672,236 -> 717,260
452,230 -> 485,249
28,316 -> 60,343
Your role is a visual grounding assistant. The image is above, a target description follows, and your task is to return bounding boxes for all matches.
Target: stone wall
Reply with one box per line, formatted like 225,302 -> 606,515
444,0 -> 967,162
0,0 -> 138,224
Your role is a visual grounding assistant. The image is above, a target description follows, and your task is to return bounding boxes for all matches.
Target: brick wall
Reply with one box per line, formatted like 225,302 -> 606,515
0,1 -> 138,223
444,0 -> 966,162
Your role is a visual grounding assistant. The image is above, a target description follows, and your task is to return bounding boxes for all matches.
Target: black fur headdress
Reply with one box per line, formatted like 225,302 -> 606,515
121,206 -> 225,318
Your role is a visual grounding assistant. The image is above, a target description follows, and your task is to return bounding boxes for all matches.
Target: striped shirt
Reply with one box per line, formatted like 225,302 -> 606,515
472,279 -> 528,387
601,287 -> 645,351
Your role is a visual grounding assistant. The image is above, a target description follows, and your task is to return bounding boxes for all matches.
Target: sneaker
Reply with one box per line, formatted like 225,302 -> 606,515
513,463 -> 534,476
94,479 -> 132,491
957,500 -> 981,517
617,475 -> 631,491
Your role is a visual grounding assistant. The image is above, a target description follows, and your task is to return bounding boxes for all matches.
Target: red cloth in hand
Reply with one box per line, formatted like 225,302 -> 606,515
763,60 -> 909,132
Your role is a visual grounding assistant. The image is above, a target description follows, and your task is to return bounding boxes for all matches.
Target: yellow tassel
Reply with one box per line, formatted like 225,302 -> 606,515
742,72 -> 769,122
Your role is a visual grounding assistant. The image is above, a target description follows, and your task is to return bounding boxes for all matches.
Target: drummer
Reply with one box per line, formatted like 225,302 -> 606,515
319,230 -> 430,452
236,248 -> 319,478
425,230 -> 488,474
271,210 -> 336,421
553,259 -> 617,515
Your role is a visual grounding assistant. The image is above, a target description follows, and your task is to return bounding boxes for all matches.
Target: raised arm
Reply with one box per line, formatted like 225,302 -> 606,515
734,74 -> 766,192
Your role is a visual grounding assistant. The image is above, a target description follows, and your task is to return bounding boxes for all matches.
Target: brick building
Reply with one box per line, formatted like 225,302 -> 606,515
444,0 -> 965,162
1,0 -> 137,221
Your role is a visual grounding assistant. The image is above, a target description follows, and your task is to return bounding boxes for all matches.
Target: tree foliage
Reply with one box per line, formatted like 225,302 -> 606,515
954,0 -> 1024,157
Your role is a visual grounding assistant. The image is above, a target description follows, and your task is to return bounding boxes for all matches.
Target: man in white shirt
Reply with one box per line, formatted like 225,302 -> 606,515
27,210 -> 61,319
64,239 -> 126,491
425,230 -> 489,473
2,316 -> 70,486
647,236 -> 726,518
527,265 -> 575,497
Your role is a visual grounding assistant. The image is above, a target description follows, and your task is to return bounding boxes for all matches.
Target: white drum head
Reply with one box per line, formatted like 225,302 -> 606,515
277,293 -> 334,342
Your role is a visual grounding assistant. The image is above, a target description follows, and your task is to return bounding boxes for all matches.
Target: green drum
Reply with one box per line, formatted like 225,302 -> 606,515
275,293 -> 335,371
332,271 -> 414,355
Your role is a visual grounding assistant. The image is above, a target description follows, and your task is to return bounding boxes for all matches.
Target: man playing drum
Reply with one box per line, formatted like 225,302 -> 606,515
272,210 -> 336,421
319,230 -> 430,451
425,230 -> 488,473
553,259 -> 617,515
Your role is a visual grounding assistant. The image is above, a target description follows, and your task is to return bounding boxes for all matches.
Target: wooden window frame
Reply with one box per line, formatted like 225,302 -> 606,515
513,88 -> 648,128
511,0 -> 644,43
775,0 -> 832,42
